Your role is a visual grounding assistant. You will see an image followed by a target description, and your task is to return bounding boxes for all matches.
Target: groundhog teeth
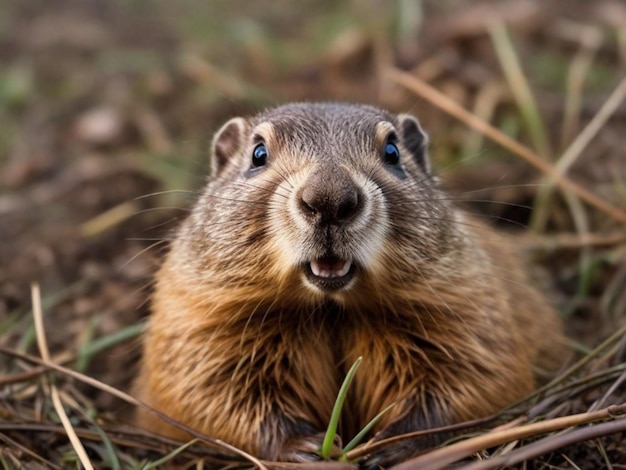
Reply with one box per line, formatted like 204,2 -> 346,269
310,260 -> 351,278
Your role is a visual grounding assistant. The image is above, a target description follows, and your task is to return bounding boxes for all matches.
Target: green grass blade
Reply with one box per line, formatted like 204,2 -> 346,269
87,409 -> 121,470
341,401 -> 398,458
489,20 -> 551,160
320,356 -> 363,459
141,439 -> 199,470
76,322 -> 145,371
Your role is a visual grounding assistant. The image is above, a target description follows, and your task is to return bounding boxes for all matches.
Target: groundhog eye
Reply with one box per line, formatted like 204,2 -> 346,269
252,143 -> 268,167
384,142 -> 400,165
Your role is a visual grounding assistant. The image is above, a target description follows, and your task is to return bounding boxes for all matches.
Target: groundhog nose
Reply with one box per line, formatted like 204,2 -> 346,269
300,178 -> 361,225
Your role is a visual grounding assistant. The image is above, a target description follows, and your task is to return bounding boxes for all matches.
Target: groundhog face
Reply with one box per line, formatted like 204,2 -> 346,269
201,103 -> 450,302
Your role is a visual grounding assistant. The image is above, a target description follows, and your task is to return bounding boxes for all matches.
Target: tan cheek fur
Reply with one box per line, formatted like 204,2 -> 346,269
134,257 -> 340,457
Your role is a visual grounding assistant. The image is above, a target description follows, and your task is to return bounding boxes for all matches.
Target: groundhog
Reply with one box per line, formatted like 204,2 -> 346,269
134,102 -> 566,462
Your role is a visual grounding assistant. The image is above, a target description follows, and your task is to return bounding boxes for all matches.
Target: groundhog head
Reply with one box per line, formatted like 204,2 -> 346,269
185,103 -> 455,305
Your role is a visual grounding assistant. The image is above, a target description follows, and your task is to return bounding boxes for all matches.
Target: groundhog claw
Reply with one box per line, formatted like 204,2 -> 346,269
279,432 -> 343,463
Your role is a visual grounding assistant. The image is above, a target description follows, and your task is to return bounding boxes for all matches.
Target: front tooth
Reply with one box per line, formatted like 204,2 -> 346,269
311,261 -> 322,277
338,261 -> 351,277
310,260 -> 352,278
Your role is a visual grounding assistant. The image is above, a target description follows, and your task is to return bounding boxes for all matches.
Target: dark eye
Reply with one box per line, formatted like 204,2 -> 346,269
252,143 -> 268,167
383,142 -> 400,165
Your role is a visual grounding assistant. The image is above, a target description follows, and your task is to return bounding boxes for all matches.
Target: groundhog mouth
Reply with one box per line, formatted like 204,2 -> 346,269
304,256 -> 355,291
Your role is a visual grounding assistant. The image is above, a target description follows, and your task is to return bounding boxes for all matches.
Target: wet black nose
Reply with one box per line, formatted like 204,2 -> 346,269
300,171 -> 361,225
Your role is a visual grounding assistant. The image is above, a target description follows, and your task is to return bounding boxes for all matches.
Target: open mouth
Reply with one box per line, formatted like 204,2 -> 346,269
304,255 -> 356,291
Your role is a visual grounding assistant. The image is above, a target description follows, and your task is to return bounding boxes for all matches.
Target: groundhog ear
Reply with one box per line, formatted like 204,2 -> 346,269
397,114 -> 431,176
211,117 -> 248,177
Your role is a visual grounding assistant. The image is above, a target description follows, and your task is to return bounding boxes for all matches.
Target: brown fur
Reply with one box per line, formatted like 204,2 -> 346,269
134,103 -> 566,461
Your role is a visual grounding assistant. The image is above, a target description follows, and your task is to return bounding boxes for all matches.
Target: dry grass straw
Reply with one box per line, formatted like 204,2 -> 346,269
386,68 -> 626,225
518,230 -> 626,251
16,326 -> 624,469
533,72 -> 626,228
391,406 -> 626,470
337,326 -> 626,468
17,293 -> 626,468
488,20 -> 551,160
22,284 -> 269,470
80,200 -> 141,238
31,283 -> 95,470
558,21 -> 603,153
1,347 -> 271,469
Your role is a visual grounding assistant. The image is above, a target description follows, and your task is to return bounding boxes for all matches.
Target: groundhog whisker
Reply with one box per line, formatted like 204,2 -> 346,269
392,197 -> 533,210
200,194 -> 271,206
208,173 -> 290,196
269,163 -> 297,191
118,240 -> 169,272
386,203 -> 534,230
400,177 -> 547,196
134,280 -> 157,310
231,180 -> 291,200
398,175 -> 530,195
139,216 -> 188,232
386,210 -> 530,231
452,183 -> 546,194
133,207 -> 192,216
459,212 -> 531,229
168,233 -> 237,250
126,237 -> 176,242
364,159 -> 385,184
425,150 -> 491,176
136,189 -> 201,200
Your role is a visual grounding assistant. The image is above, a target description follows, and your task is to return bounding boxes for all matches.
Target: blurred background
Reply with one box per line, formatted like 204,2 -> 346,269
1,0 -> 625,467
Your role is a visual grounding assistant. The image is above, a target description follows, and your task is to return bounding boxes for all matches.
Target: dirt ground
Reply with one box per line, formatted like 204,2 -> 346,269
1,0 -> 625,468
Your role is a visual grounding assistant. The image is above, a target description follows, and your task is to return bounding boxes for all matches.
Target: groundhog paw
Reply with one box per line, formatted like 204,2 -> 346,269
279,432 -> 343,462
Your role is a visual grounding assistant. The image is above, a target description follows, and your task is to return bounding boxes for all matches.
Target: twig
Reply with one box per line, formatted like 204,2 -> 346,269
387,68 -> 626,224
0,432 -> 61,469
0,367 -> 47,385
389,404 -> 626,470
0,422 -> 303,469
346,414 -> 502,460
588,368 -> 626,412
538,322 -> 626,397
457,419 -> 626,470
